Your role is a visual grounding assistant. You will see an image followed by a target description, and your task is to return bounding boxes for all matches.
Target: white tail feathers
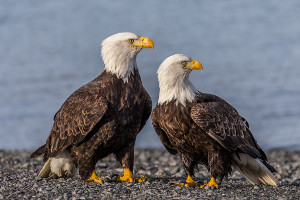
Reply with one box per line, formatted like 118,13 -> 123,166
38,158 -> 52,178
232,153 -> 279,186
38,151 -> 77,178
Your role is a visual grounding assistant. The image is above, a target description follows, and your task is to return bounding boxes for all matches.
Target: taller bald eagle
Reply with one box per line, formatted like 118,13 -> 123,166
152,54 -> 278,187
30,32 -> 154,183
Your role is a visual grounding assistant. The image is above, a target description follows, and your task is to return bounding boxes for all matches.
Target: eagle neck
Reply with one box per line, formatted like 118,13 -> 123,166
158,74 -> 197,106
102,51 -> 138,83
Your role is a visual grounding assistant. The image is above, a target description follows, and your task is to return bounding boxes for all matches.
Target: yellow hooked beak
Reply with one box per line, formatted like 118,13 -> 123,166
131,37 -> 154,49
184,60 -> 203,71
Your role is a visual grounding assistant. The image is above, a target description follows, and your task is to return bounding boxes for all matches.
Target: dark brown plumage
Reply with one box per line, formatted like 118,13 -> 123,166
153,93 -> 270,178
30,32 -> 153,182
152,54 -> 278,186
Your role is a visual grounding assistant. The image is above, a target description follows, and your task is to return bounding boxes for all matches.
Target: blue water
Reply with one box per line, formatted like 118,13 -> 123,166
1,0 -> 300,150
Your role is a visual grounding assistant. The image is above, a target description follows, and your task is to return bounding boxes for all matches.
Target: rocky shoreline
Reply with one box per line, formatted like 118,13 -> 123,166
0,149 -> 299,199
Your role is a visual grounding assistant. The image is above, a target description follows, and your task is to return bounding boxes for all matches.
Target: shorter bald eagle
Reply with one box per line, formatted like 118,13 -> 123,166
30,32 -> 154,183
152,54 -> 278,187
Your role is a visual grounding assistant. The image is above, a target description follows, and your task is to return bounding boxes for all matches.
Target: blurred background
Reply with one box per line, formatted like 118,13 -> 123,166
0,0 -> 299,151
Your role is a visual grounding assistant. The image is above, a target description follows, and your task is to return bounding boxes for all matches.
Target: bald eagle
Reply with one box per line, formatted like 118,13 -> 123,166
151,54 -> 278,187
30,32 -> 154,183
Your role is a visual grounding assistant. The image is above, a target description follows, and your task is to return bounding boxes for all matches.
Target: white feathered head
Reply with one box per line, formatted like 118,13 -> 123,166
101,32 -> 154,82
157,54 -> 202,106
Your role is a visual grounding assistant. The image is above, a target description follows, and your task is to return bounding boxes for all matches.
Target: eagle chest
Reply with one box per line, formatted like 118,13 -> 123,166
162,106 -> 191,138
117,88 -> 144,129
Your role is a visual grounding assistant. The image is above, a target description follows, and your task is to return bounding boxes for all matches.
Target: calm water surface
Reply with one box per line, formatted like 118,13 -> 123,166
1,0 -> 300,150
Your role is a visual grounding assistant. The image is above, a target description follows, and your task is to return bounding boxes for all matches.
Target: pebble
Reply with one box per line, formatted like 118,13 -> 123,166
155,169 -> 164,177
0,149 -> 299,199
171,167 -> 180,174
174,172 -> 184,178
253,186 -> 259,190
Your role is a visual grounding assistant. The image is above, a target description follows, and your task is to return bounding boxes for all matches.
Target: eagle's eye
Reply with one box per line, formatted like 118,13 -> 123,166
180,61 -> 187,66
128,39 -> 135,44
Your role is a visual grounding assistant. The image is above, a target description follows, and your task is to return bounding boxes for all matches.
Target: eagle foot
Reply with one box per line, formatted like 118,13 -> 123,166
116,168 -> 146,183
83,170 -> 104,183
200,177 -> 218,189
135,176 -> 146,183
173,175 -> 198,187
117,168 -> 134,183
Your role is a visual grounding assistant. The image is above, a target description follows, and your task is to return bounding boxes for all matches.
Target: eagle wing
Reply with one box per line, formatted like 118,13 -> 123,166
45,88 -> 109,159
152,107 -> 178,155
190,93 -> 266,160
138,91 -> 152,133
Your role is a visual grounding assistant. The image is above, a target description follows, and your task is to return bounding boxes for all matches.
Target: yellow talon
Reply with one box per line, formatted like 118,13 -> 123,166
135,176 -> 146,183
83,170 -> 103,183
185,175 -> 198,187
173,175 -> 198,187
117,168 -> 146,183
117,168 -> 134,183
200,177 -> 218,188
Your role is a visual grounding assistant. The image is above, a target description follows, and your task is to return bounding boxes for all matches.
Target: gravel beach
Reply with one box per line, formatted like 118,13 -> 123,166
0,149 -> 299,199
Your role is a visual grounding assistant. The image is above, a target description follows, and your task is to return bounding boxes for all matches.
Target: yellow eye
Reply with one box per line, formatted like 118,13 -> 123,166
128,39 -> 135,44
180,61 -> 187,66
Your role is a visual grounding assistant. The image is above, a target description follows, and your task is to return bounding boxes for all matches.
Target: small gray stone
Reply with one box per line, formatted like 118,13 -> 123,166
169,161 -> 177,167
174,172 -> 184,178
171,167 -> 179,174
51,188 -> 58,193
155,169 -> 164,177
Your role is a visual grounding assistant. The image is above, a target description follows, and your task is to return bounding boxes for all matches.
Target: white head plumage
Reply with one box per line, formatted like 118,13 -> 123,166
101,32 -> 154,82
157,54 -> 202,106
